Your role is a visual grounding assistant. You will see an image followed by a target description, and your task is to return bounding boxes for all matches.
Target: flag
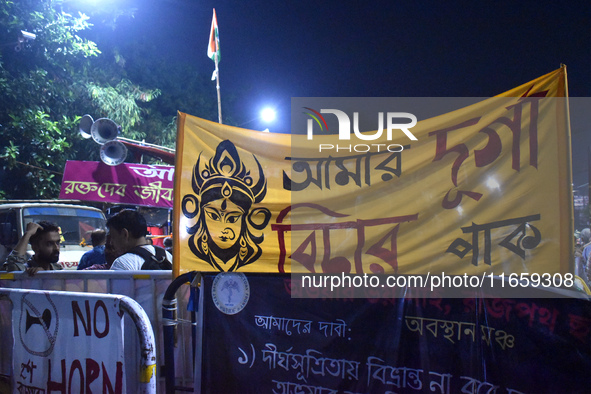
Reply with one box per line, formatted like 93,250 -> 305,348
207,8 -> 220,63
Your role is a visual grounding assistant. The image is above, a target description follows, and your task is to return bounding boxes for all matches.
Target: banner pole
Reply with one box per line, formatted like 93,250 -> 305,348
215,55 -> 222,124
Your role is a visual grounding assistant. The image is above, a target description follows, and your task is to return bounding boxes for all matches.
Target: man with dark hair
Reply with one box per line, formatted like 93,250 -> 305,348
107,209 -> 172,270
83,240 -> 119,270
77,229 -> 107,270
2,221 -> 63,273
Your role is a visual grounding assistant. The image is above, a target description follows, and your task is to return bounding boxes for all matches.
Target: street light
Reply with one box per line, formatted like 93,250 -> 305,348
237,107 -> 277,132
260,107 -> 276,123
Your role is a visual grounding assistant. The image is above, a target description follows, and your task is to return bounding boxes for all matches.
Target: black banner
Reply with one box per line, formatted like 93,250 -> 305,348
196,273 -> 591,393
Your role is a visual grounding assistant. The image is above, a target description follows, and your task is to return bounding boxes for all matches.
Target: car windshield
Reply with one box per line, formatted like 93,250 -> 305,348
23,206 -> 106,246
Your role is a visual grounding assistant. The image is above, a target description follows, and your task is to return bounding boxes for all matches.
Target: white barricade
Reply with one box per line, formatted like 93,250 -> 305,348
0,271 -> 193,392
0,288 -> 156,393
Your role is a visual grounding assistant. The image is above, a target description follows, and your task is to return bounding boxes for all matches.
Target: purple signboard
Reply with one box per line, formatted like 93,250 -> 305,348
59,160 -> 174,208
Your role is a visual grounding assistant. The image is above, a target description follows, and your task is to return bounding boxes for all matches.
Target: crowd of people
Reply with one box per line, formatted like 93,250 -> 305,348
1,209 -> 172,273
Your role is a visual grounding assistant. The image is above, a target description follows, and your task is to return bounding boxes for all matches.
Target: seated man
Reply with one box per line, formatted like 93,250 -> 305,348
107,209 -> 172,270
77,229 -> 107,270
2,221 -> 63,274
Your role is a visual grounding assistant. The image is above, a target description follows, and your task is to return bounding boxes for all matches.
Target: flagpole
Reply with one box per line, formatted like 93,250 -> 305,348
208,8 -> 223,124
214,52 -> 222,124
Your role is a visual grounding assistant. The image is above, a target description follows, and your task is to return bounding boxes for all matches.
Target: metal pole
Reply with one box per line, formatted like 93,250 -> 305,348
214,54 -> 222,124
120,296 -> 158,394
161,271 -> 198,393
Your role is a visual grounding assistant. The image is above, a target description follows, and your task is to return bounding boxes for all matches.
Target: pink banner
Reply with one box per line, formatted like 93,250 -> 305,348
59,160 -> 174,208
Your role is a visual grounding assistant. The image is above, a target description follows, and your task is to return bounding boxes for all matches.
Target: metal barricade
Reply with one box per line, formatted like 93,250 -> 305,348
0,271 -> 193,392
0,287 -> 156,393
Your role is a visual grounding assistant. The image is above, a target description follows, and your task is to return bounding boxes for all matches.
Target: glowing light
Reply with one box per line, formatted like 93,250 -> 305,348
261,108 -> 276,123
486,176 -> 500,190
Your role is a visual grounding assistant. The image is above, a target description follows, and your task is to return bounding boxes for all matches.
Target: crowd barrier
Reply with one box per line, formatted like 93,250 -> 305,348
0,287 -> 157,393
0,271 -> 194,393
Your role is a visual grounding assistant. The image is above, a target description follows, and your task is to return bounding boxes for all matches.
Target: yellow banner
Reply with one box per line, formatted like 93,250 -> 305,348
173,67 -> 573,277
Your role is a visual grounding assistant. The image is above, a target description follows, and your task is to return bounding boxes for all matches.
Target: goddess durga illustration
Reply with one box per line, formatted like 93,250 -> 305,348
181,140 -> 271,271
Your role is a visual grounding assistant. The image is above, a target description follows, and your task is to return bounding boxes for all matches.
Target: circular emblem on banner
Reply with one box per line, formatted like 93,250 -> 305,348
212,272 -> 250,315
18,292 -> 59,357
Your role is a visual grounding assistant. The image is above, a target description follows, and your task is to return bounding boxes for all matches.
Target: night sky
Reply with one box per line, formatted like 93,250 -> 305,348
78,0 -> 590,185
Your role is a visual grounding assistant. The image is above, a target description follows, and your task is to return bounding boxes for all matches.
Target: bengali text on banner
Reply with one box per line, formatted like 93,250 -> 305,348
173,67 -> 572,277
60,160 -> 174,208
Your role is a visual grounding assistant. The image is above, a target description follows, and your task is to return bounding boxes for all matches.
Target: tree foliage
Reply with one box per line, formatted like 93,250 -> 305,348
86,78 -> 161,133
0,0 -> 217,199
0,0 -> 100,198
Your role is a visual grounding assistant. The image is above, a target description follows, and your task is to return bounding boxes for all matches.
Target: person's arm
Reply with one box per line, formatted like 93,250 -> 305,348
2,255 -> 26,271
12,222 -> 42,257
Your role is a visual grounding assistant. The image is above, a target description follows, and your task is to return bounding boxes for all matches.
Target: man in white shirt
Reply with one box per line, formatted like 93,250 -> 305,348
107,209 -> 172,270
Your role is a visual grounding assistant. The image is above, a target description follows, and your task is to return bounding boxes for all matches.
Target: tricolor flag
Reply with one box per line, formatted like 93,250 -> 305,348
207,8 -> 220,63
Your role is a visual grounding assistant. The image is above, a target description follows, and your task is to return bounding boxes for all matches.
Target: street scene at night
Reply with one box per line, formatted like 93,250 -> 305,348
0,1 -> 590,392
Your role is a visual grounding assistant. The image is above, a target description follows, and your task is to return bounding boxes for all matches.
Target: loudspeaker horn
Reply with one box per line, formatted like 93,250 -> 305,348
25,308 -> 52,333
90,118 -> 120,145
100,140 -> 128,166
79,114 -> 93,139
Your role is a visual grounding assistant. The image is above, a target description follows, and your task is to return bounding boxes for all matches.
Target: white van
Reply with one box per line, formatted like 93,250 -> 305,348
0,201 -> 107,269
